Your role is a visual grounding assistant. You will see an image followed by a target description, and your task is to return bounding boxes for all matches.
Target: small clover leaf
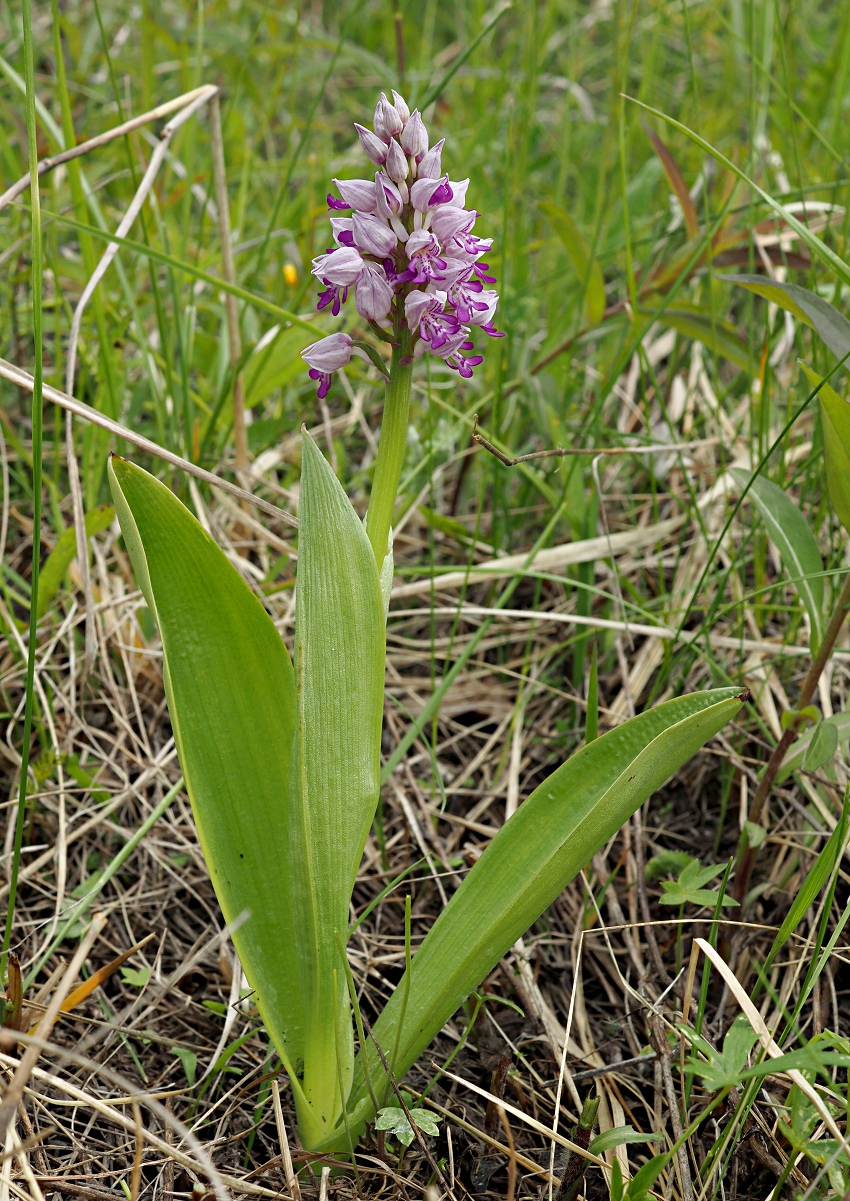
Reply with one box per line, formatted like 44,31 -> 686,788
375,1105 -> 441,1147
658,858 -> 738,909
686,1015 -> 759,1090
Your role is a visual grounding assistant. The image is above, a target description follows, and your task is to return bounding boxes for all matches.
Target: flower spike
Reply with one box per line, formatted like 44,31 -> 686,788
302,89 -> 502,397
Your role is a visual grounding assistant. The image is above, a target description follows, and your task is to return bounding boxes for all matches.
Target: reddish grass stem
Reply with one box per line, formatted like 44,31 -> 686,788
734,570 -> 850,903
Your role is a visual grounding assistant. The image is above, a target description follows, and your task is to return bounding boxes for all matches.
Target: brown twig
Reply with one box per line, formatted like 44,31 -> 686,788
0,358 -> 297,527
649,1015 -> 694,1201
734,570 -> 850,902
470,415 -> 718,465
360,1016 -> 457,1201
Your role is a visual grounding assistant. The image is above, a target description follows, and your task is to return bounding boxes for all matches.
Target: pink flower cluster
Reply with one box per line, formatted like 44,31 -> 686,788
302,90 -> 503,399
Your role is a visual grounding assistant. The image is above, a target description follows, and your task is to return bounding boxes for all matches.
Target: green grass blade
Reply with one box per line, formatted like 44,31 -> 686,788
2,0 -> 44,973
37,504 -> 114,618
106,456 -> 308,1099
730,469 -> 824,652
540,200 -> 606,325
799,363 -> 850,537
331,688 -> 746,1145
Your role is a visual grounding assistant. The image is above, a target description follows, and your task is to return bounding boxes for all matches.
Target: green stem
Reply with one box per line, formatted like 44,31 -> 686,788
2,0 -> 44,977
367,334 -> 413,568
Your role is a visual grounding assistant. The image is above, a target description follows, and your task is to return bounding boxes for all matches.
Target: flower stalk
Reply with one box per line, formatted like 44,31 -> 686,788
367,329 -> 414,566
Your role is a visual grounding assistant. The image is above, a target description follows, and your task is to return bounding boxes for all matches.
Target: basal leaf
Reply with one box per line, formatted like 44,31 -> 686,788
292,433 -> 386,1142
799,363 -> 850,536
720,275 -> 850,368
540,200 -> 606,325
730,468 -> 824,651
329,688 -> 745,1147
107,456 -> 307,1096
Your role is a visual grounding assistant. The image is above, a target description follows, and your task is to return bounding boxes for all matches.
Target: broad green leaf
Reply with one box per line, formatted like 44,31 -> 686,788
107,456 -> 306,1102
110,446 -> 385,1150
540,200 -> 606,325
291,434 -> 385,1140
803,719 -> 839,772
776,711 -> 850,784
329,688 -> 745,1148
637,306 -> 757,374
37,504 -> 114,618
720,276 -> 850,366
799,363 -> 850,536
730,468 -> 824,651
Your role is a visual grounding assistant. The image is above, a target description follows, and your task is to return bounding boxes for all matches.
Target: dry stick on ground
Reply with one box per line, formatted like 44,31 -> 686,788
0,88 -> 219,213
648,1014 -> 695,1201
60,85 -> 218,674
0,359 -> 297,527
470,414 -> 719,464
0,913 -> 107,1143
271,1080 -> 301,1201
734,571 -> 850,903
359,1014 -> 457,1201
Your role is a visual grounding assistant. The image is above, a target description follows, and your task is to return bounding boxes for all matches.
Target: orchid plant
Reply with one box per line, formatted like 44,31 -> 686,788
109,92 -> 745,1155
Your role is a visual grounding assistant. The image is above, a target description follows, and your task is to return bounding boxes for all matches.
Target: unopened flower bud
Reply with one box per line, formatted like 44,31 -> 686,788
354,262 -> 394,321
375,172 -> 403,218
401,110 -> 428,157
374,92 -> 404,140
410,174 -> 452,212
311,245 -> 364,286
417,139 -> 445,180
391,90 -> 410,123
355,123 -> 388,166
385,138 -> 409,183
352,212 -> 398,258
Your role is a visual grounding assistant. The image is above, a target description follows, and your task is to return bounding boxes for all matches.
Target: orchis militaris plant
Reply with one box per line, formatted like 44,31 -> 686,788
109,88 -> 745,1158
301,90 -> 503,567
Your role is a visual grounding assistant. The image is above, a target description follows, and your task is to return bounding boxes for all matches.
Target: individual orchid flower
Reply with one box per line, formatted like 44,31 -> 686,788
302,89 -> 503,398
